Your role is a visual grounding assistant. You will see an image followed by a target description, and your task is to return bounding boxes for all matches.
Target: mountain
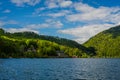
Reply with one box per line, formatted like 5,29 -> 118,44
2,29 -> 86,50
9,31 -> 86,49
0,28 -> 92,58
84,25 -> 120,58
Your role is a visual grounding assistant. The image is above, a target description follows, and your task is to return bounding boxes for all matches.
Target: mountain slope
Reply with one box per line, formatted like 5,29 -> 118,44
0,28 -> 92,58
4,30 -> 86,49
84,25 -> 120,58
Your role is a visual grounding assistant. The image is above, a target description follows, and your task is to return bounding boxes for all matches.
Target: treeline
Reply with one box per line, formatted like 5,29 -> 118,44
0,28 -> 92,58
0,36 -> 89,58
84,25 -> 120,58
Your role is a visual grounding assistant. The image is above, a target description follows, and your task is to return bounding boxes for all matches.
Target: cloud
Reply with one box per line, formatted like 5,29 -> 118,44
0,21 -> 38,34
33,7 -> 46,14
6,28 -> 39,33
45,19 -> 63,28
45,0 -> 73,9
60,1 -> 72,7
54,21 -> 63,28
11,0 -> 41,7
74,2 -> 95,13
5,19 -> 63,34
45,0 -> 58,9
47,2 -> 58,9
33,0 -> 73,16
0,20 -> 18,27
2,9 -> 11,13
58,24 -> 115,43
33,9 -> 71,18
48,10 -> 71,17
26,24 -> 49,29
66,3 -> 120,24
26,20 -> 63,29
48,12 -> 66,17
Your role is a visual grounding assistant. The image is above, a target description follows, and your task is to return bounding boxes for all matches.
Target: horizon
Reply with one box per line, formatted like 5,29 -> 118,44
0,0 -> 120,43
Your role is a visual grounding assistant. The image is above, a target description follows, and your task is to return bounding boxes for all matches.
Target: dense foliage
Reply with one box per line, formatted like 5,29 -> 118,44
0,28 -> 92,58
84,25 -> 120,58
4,30 -> 87,50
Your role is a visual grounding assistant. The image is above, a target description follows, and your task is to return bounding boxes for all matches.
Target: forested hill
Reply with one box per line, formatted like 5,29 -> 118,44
103,25 -> 120,37
1,29 -> 85,49
0,28 -> 93,58
84,25 -> 120,58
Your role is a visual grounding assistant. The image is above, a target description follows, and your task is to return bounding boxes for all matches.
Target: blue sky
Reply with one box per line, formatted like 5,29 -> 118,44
0,0 -> 120,43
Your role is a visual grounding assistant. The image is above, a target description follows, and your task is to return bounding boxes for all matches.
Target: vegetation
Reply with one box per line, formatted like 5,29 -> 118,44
7,31 -> 86,49
1,25 -> 120,58
0,28 -> 92,58
84,25 -> 120,58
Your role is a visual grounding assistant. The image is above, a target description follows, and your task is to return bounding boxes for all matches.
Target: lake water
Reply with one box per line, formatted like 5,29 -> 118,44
0,58 -> 120,80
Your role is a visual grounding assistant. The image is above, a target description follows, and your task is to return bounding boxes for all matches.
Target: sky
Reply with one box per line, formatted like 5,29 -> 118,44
0,0 -> 120,43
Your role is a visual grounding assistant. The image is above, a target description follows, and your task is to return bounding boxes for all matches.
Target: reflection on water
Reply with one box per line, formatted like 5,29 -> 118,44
0,58 -> 120,80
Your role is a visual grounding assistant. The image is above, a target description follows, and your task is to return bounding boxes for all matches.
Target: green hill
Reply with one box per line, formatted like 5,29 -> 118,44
9,31 -> 86,50
0,28 -> 92,58
84,25 -> 120,58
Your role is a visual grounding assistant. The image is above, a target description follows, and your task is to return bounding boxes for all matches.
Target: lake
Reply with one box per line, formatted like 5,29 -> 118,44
0,58 -> 120,80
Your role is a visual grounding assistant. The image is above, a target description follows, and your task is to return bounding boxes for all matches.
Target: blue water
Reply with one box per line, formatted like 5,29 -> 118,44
0,58 -> 120,80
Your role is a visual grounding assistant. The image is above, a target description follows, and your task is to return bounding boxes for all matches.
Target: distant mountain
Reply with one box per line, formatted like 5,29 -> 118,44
0,28 -> 93,58
84,25 -> 120,58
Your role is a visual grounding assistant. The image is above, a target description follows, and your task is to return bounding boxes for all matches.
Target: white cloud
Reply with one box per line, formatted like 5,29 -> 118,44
74,3 -> 95,13
0,20 -> 18,27
26,24 -> 49,29
48,12 -> 66,17
0,20 -> 38,33
47,2 -> 58,9
48,10 -> 71,17
3,9 -> 11,13
45,0 -> 73,9
5,19 -> 63,34
58,24 -> 115,43
45,0 -> 58,9
33,7 -> 45,14
54,21 -> 63,28
33,0 -> 72,16
60,1 -> 72,7
26,20 -> 63,29
11,0 -> 40,6
66,5 -> 120,24
6,28 -> 39,34
45,19 -> 63,28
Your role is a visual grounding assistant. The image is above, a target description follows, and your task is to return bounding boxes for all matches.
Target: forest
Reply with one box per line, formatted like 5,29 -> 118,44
84,25 -> 120,58
0,28 -> 93,58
